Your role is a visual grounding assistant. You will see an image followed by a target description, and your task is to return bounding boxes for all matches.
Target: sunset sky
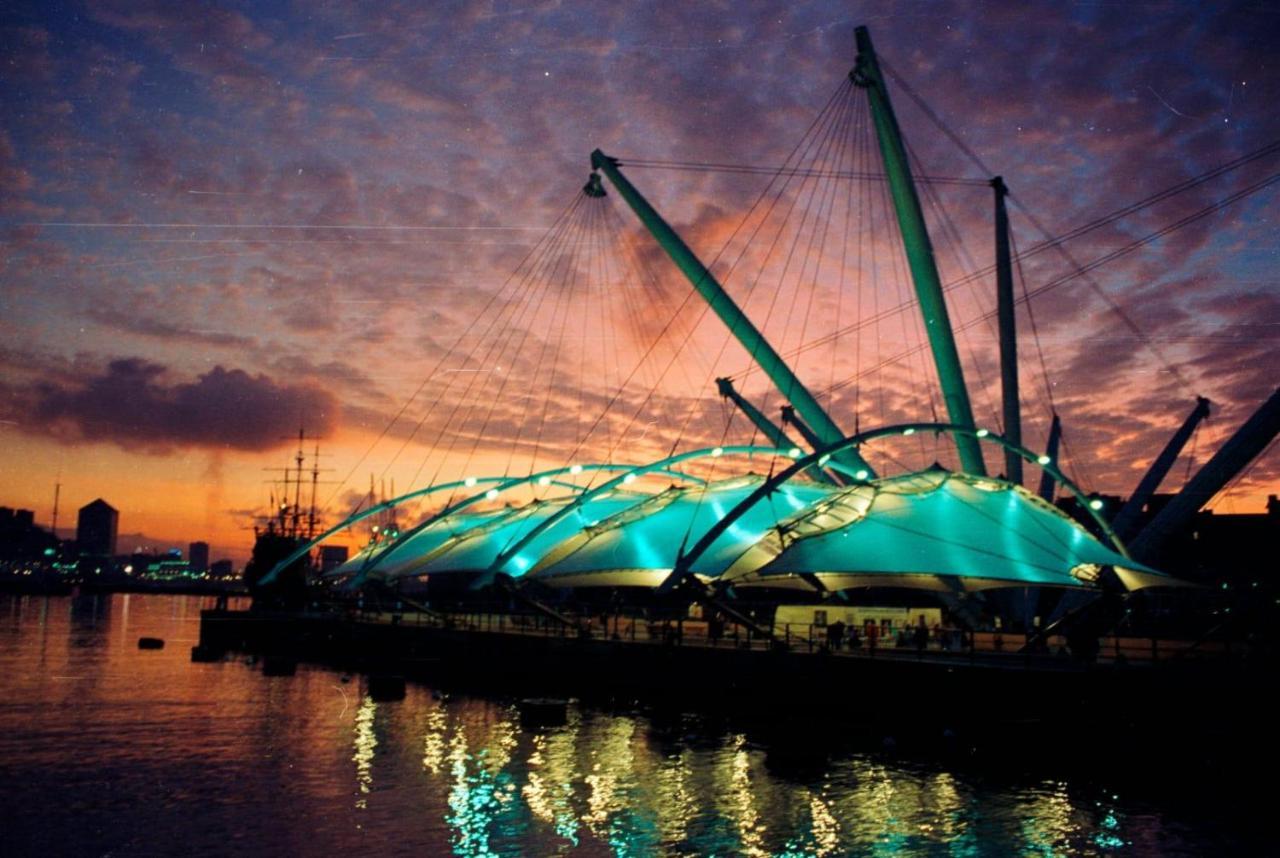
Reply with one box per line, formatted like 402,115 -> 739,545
2,1 -> 1277,566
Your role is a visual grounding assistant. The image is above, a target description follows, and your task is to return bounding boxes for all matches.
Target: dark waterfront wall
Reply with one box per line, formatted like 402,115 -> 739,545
0,593 -> 1269,857
200,608 -> 1275,768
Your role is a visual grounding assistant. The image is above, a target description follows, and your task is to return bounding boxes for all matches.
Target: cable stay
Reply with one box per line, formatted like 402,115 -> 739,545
615,157 -> 988,186
707,138 -> 1280,378
811,169 -> 1280,401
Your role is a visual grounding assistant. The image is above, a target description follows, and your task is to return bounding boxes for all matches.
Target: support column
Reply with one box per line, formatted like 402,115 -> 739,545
853,26 -> 986,476
590,151 -> 875,477
994,177 -> 1022,484
1111,397 -> 1211,539
717,377 -> 795,450
1130,388 -> 1280,562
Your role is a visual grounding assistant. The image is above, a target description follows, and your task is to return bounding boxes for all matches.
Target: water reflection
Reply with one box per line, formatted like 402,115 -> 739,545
406,702 -> 1158,856
68,593 -> 109,633
0,595 -> 1250,857
397,697 -> 1233,856
522,711 -> 581,845
808,791 -> 839,856
352,695 -> 376,809
422,705 -> 447,775
652,745 -> 693,846
441,706 -> 522,857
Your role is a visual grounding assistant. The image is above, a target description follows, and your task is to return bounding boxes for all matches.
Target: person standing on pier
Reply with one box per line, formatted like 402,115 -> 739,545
828,619 -> 846,651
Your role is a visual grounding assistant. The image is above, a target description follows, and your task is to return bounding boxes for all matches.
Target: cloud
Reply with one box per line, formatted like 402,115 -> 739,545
17,358 -> 337,452
86,306 -> 255,348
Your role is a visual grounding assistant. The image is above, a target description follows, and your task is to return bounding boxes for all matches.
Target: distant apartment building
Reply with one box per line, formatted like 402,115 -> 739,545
189,541 -> 210,573
0,507 -> 53,561
1,507 -> 36,539
76,499 -> 118,557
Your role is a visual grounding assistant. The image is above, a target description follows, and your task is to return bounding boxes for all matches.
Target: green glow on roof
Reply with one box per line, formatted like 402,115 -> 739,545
335,441 -> 1170,593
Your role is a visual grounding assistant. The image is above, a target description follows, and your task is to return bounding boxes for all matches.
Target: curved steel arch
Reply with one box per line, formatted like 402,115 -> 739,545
475,444 -> 805,588
666,422 -> 1129,591
345,462 -> 703,587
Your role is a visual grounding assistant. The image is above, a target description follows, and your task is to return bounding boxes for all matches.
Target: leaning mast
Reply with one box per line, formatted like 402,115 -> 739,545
586,161 -> 877,478
852,26 -> 987,476
993,176 -> 1022,483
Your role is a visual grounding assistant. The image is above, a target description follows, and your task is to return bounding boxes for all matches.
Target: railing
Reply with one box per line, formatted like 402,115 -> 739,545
349,608 -> 1216,665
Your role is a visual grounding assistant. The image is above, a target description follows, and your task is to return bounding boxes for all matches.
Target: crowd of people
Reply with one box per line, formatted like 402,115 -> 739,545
824,619 -> 960,653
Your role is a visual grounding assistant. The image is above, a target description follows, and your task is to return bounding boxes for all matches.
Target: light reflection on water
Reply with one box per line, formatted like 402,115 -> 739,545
0,594 -> 1251,856
353,695 -> 377,809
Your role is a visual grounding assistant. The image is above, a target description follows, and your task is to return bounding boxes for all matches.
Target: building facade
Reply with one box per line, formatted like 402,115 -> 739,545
189,541 -> 210,573
76,499 -> 118,557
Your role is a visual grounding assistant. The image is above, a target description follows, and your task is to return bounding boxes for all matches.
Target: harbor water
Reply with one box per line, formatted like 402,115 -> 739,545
0,594 -> 1260,856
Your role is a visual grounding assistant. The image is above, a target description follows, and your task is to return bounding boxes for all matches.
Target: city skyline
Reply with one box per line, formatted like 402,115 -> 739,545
2,1 -> 1277,566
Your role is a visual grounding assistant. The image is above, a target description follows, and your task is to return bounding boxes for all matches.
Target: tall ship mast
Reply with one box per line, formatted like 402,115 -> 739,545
244,427 -> 328,608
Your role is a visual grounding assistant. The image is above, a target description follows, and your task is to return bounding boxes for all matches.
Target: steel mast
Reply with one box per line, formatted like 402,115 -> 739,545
1130,388 -> 1280,563
852,26 -> 987,476
993,177 -> 1022,483
588,153 -> 876,478
716,377 -> 798,450
1111,396 -> 1211,540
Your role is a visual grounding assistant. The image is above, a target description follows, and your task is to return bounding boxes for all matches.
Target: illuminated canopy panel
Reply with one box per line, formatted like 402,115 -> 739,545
310,433 -> 1177,595
333,506 -> 523,581
526,475 -> 834,588
733,470 -> 1166,592
400,492 -> 650,579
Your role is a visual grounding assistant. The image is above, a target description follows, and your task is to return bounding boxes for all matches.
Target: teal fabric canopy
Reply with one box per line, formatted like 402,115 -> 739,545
401,493 -> 648,578
349,506 -> 523,580
320,463 -> 1172,593
527,476 -> 833,587
737,470 -> 1165,591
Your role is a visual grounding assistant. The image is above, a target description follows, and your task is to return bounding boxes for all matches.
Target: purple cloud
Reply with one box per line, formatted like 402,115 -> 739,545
21,358 -> 337,452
